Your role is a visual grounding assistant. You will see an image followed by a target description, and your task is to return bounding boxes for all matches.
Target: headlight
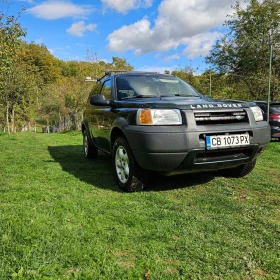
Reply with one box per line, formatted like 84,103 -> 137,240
250,106 -> 263,122
136,109 -> 182,125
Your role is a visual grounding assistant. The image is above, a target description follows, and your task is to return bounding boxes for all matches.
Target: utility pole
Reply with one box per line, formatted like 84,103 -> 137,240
209,71 -> 212,97
267,44 -> 272,123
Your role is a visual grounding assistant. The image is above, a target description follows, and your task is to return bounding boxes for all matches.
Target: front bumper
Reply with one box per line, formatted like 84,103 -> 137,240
123,122 -> 270,175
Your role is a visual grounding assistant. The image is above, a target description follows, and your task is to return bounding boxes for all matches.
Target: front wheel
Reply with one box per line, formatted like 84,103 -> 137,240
113,137 -> 148,192
219,160 -> 256,178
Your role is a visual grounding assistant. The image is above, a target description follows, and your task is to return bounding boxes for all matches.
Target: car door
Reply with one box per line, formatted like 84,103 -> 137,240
90,78 -> 114,152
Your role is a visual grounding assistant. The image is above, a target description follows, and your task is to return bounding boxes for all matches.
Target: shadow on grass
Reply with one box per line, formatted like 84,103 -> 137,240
48,145 -> 120,192
146,172 -> 215,192
48,145 -> 215,192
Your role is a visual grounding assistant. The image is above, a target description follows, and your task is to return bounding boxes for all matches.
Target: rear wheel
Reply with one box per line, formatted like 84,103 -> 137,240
219,160 -> 256,178
113,137 -> 148,192
83,129 -> 98,158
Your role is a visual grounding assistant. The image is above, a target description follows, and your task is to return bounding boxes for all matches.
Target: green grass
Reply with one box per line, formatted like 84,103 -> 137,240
0,132 -> 279,279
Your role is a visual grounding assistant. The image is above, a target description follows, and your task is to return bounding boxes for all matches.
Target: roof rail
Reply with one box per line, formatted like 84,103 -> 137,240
85,70 -> 130,83
92,70 -> 130,81
103,70 -> 129,75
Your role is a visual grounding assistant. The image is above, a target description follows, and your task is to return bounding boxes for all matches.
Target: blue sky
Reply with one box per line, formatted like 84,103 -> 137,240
5,0 -> 246,73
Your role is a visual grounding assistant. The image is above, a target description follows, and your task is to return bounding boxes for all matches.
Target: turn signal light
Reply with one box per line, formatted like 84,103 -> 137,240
138,109 -> 153,124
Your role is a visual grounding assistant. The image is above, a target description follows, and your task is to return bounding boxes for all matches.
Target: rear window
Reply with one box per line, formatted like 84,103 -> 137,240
270,105 -> 280,113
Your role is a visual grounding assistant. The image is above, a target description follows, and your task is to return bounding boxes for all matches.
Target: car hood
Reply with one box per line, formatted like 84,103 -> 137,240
117,96 -> 253,110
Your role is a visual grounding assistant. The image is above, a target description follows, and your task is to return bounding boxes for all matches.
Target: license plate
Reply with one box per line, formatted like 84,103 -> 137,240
206,134 -> 250,149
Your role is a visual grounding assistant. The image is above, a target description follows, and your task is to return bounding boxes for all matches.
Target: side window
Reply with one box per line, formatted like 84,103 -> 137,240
258,104 -> 267,113
101,80 -> 112,100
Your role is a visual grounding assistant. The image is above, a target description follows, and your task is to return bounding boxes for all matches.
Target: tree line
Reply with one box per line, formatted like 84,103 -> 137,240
1,0 -> 280,133
0,10 -> 133,133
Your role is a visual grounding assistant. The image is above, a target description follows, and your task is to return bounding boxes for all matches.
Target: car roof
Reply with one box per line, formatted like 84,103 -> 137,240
97,70 -> 173,83
105,70 -> 173,78
112,71 -> 172,78
253,101 -> 280,106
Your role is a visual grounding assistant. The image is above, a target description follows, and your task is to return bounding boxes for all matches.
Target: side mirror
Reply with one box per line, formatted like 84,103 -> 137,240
90,94 -> 111,106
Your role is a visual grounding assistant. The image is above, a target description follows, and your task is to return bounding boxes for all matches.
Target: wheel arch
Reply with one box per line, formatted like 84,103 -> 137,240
110,117 -> 130,151
111,127 -> 127,150
112,131 -> 148,192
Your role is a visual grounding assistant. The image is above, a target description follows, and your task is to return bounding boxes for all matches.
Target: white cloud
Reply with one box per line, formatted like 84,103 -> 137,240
163,53 -> 181,61
26,0 -> 94,20
67,21 -> 97,37
101,0 -> 153,14
107,0 -> 243,59
182,32 -> 222,59
107,18 -> 153,53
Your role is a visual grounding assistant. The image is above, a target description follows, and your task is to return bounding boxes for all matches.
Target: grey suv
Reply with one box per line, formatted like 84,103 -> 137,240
82,71 -> 271,191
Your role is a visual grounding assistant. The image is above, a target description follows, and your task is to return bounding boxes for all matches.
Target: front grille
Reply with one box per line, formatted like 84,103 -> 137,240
195,110 -> 248,125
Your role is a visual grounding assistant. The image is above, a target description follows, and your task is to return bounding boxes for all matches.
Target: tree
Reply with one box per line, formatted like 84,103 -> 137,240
172,66 -> 198,88
20,42 -> 61,86
0,1 -> 26,133
206,0 -> 280,101
40,76 -> 92,130
10,61 -> 39,131
109,57 -> 134,72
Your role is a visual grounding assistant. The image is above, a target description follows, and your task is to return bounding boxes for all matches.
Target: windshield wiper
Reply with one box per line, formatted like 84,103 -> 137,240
121,94 -> 157,99
159,94 -> 198,97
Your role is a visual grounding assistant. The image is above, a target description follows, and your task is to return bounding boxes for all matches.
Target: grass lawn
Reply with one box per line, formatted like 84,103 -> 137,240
0,132 -> 279,279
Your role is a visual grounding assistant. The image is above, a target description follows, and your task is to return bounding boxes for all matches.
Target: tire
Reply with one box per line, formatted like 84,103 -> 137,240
83,129 -> 98,158
113,137 -> 148,192
219,159 -> 256,178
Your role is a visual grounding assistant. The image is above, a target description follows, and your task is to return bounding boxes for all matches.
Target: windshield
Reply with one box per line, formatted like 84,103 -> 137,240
116,75 -> 201,99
